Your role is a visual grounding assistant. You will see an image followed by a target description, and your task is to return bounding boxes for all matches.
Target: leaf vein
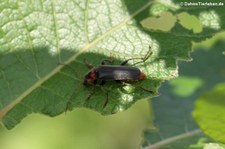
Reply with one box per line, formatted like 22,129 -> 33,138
84,0 -> 90,43
51,0 -> 61,62
0,70 -> 13,104
15,1 -> 41,79
0,0 -> 153,118
40,85 -> 67,101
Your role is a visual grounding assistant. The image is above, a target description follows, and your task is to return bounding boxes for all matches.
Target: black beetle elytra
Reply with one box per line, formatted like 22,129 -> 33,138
83,46 -> 154,108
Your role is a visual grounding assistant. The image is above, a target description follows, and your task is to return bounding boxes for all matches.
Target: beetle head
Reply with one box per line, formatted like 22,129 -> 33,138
83,68 -> 98,85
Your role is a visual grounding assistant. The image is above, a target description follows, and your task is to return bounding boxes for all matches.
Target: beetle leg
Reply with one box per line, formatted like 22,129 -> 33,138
116,81 -> 155,94
65,92 -> 75,112
101,57 -> 114,65
120,59 -> 133,65
94,79 -> 98,85
103,92 -> 109,108
86,87 -> 96,101
100,80 -> 106,85
115,80 -> 127,86
137,86 -> 154,94
83,59 -> 94,69
115,80 -> 122,84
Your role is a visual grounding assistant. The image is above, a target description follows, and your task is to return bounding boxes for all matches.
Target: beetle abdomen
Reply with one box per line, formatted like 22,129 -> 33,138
97,65 -> 142,80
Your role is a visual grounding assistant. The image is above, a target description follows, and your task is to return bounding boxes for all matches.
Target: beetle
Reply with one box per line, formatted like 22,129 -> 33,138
83,46 -> 153,108
83,64 -> 146,85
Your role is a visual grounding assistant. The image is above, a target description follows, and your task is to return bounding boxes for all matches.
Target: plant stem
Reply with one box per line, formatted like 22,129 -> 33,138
143,129 -> 202,149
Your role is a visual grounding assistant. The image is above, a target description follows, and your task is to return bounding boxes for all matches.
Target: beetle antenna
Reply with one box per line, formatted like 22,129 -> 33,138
142,46 -> 153,62
130,46 -> 153,66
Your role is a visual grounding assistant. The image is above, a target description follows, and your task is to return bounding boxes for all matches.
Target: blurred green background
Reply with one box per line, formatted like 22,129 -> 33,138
0,99 -> 153,149
1,2 -> 225,149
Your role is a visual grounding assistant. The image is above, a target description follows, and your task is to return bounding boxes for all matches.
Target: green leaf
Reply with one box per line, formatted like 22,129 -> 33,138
143,41 -> 225,148
204,143 -> 225,149
0,0 -> 223,129
169,76 -> 203,97
193,83 -> 225,143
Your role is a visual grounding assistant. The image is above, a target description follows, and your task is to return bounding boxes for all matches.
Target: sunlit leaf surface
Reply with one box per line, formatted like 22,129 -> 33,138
0,0 -> 224,129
